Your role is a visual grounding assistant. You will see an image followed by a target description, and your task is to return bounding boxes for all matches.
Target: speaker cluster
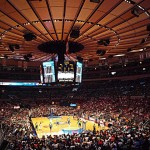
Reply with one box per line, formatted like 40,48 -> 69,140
98,39 -> 110,46
96,49 -> 106,56
23,53 -> 32,61
9,44 -> 20,52
23,33 -> 36,41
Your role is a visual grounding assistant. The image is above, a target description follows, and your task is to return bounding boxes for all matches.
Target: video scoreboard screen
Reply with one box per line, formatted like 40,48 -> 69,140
75,62 -> 83,83
40,60 -> 83,84
40,61 -> 56,83
57,61 -> 75,82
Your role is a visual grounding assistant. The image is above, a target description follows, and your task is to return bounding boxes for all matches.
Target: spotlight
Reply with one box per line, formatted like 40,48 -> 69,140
131,8 -> 139,17
130,0 -> 136,4
125,0 -> 136,4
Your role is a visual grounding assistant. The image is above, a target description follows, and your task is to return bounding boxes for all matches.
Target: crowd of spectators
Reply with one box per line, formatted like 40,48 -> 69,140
1,78 -> 149,102
0,93 -> 149,150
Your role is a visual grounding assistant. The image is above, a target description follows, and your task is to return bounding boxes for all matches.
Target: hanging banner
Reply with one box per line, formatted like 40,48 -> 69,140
18,61 -> 22,68
1,59 -> 7,66
23,61 -> 28,68
145,51 -> 150,58
139,53 -> 144,61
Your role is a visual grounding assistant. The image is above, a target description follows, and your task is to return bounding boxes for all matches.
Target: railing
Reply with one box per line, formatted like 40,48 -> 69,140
142,120 -> 150,129
0,124 -> 5,149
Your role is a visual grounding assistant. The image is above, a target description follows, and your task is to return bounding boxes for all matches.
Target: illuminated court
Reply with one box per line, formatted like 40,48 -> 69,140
31,116 -> 108,138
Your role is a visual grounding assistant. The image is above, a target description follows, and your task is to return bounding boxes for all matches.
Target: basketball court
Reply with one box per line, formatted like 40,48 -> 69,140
31,116 -> 108,138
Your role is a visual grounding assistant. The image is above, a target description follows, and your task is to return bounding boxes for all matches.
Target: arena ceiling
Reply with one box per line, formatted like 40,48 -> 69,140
0,0 -> 150,66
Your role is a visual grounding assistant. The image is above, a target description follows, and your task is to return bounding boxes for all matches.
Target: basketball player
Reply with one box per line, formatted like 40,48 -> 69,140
78,120 -> 82,128
77,118 -> 80,125
98,121 -> 100,128
49,122 -> 52,132
39,121 -> 42,130
93,124 -> 96,133
35,122 -> 38,131
56,119 -> 60,126
67,117 -> 71,125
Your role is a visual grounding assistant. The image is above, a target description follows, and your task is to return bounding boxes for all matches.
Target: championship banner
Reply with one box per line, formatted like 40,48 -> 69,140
23,61 -> 28,68
18,61 -> 22,68
139,53 -> 144,61
1,58 -> 6,66
145,51 -> 150,58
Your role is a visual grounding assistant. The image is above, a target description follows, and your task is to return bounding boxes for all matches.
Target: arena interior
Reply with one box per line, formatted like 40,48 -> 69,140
0,0 -> 150,150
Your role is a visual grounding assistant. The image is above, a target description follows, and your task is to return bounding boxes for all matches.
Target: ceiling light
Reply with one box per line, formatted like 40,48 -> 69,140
124,0 -> 135,4
114,54 -> 125,57
124,0 -> 131,4
99,57 -> 106,60
145,12 -> 150,17
143,68 -> 146,70
130,49 -> 143,53
111,72 -> 116,75
137,5 -> 144,11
